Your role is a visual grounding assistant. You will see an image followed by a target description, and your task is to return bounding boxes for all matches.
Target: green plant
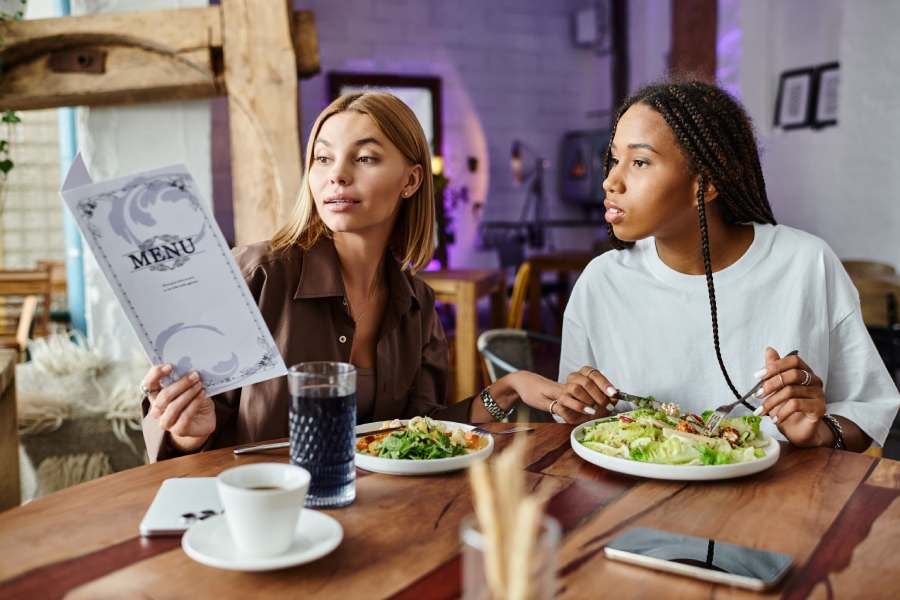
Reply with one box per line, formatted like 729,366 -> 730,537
0,0 -> 26,178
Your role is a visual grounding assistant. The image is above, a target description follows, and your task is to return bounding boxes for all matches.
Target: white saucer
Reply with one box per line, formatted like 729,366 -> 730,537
182,510 -> 343,571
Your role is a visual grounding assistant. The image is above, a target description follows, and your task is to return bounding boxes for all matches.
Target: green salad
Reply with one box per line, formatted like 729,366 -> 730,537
577,408 -> 768,466
356,416 -> 487,460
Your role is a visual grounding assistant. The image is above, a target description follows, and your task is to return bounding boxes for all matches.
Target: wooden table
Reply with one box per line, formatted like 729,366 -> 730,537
420,269 -> 506,400
1,424 -> 898,599
524,251 -> 595,333
0,350 -> 18,511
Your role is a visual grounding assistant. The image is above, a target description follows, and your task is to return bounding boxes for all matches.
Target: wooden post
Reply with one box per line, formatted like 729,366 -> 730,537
221,0 -> 302,244
611,0 -> 630,110
671,0 -> 718,80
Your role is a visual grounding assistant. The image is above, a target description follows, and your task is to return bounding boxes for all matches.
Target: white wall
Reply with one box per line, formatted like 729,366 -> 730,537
834,4 -> 900,268
726,0 -> 899,269
73,0 -> 211,362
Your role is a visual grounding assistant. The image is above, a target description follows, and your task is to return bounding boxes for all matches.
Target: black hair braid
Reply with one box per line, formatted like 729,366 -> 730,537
603,79 -> 777,398
696,176 -> 741,400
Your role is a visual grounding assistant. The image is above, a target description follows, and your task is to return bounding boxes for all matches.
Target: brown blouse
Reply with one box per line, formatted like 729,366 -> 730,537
143,238 -> 474,461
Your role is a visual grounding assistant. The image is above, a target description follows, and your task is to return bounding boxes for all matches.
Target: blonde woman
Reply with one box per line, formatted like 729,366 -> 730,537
140,93 -> 591,461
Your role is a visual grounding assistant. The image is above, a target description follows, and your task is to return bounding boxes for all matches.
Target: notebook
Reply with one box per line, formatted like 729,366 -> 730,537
139,477 -> 223,537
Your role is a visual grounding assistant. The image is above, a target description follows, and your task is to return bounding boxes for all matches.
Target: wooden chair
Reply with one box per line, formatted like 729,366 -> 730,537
36,260 -> 67,304
0,267 -> 52,359
846,272 -> 900,329
477,261 -> 562,404
842,259 -> 896,279
506,260 -> 533,329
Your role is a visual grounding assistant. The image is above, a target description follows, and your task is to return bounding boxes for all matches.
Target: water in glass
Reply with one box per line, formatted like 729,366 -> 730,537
288,362 -> 356,508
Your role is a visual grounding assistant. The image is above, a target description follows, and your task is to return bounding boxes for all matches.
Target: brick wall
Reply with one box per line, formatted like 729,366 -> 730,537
296,0 -> 615,268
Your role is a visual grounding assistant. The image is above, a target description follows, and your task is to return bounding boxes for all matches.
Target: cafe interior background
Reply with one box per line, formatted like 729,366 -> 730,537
1,0 -> 899,508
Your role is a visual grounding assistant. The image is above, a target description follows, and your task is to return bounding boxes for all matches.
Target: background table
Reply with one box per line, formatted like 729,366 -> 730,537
420,269 -> 506,400
523,251 -> 594,334
1,424 -> 898,599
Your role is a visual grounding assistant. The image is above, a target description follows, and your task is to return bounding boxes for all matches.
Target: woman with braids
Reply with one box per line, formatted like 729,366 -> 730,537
555,80 -> 899,452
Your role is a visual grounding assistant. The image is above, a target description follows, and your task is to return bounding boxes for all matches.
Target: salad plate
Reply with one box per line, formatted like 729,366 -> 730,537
355,417 -> 493,476
570,410 -> 780,481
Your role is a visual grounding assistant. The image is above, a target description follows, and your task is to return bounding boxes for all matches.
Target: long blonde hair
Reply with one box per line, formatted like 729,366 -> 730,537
271,92 -> 435,272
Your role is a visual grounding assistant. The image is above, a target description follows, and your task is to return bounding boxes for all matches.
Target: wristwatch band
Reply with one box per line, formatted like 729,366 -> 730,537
822,414 -> 845,450
480,388 -> 512,422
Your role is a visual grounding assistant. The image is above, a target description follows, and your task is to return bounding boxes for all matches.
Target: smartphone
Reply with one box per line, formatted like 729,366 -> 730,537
139,477 -> 222,537
604,527 -> 793,591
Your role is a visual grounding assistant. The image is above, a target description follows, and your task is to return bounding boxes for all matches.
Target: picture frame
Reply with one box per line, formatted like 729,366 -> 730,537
774,67 -> 815,129
327,72 -> 442,155
811,62 -> 839,129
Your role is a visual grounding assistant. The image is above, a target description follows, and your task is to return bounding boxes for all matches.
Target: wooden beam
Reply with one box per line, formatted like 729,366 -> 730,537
1,46 -> 218,110
291,10 -> 321,80
221,0 -> 302,244
670,0 -> 717,81
0,7 -> 320,111
0,8 -> 221,110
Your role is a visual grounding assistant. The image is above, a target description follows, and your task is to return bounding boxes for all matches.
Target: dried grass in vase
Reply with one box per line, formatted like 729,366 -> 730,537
468,434 -> 549,600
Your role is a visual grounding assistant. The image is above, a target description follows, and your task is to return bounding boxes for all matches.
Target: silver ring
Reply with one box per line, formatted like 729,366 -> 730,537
139,383 -> 152,398
800,369 -> 812,386
549,400 -> 559,417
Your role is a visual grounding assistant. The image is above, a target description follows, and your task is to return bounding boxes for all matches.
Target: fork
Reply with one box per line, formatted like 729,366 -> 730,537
231,425 -> 534,455
704,349 -> 798,436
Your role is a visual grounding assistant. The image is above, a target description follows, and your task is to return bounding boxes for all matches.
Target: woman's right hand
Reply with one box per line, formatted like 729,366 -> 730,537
142,364 -> 216,452
557,366 -> 619,420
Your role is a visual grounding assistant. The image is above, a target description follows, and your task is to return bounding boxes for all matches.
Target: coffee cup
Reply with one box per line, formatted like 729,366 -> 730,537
216,463 -> 310,557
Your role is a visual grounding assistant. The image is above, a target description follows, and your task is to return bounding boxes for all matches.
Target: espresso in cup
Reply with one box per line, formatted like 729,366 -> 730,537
216,463 -> 310,557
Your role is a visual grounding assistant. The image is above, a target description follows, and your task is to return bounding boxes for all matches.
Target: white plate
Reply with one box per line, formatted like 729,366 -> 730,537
354,420 -> 493,475
182,510 -> 342,571
570,419 -> 780,481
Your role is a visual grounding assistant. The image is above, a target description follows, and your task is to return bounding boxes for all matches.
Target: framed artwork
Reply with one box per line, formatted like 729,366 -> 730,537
327,72 -> 442,155
812,62 -> 840,129
774,68 -> 815,129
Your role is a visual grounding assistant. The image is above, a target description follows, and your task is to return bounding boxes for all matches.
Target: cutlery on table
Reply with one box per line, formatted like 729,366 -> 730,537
232,425 -> 534,455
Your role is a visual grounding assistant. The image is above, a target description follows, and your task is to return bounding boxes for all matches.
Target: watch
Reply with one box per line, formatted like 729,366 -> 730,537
480,388 -> 514,422
821,414 -> 845,450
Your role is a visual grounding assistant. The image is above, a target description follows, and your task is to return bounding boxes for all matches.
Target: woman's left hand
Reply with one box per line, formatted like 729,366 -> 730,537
503,371 -> 591,425
756,347 -> 828,447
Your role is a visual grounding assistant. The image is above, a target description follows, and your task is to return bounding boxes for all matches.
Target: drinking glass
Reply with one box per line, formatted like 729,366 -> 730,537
287,362 -> 356,508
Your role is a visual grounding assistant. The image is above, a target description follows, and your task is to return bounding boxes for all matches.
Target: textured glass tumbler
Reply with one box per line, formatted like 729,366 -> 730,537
460,513 -> 560,600
287,362 -> 357,508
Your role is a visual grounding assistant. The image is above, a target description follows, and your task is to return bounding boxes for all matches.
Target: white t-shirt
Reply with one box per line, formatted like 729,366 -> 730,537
560,223 -> 900,446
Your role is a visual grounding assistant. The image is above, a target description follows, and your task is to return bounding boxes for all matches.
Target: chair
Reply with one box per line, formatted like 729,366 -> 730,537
0,267 -> 52,359
477,328 -> 560,422
477,328 -> 562,383
506,260 -> 533,330
478,261 -> 563,419
842,260 -> 896,279
35,259 -> 69,323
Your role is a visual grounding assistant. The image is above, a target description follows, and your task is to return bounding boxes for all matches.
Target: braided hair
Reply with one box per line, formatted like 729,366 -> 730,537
604,80 -> 776,399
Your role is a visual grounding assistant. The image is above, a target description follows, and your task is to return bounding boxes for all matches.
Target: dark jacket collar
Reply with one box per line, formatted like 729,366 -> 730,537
293,237 -> 418,313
